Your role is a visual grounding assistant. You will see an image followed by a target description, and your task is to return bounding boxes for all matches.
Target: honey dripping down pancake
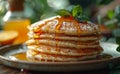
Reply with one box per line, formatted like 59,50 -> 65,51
26,15 -> 103,62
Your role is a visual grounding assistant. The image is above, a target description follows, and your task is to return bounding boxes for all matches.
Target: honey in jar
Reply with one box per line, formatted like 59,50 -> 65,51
3,0 -> 30,44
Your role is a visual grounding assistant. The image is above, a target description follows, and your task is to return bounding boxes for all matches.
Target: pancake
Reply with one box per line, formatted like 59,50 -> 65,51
28,32 -> 101,41
27,45 -> 103,56
26,39 -> 99,49
28,16 -> 99,36
27,49 -> 99,62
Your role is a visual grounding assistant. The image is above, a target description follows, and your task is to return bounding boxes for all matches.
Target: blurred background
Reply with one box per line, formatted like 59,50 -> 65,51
0,0 -> 120,44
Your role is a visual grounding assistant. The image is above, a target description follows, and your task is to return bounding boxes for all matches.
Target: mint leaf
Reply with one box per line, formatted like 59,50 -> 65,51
72,5 -> 89,22
116,36 -> 120,45
72,5 -> 82,17
116,46 -> 120,52
56,9 -> 71,17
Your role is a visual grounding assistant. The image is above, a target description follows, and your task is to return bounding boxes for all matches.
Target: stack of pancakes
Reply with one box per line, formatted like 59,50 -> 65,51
26,16 -> 103,62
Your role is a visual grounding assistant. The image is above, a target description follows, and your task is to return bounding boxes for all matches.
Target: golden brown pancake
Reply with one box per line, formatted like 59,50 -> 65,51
28,32 -> 101,41
28,16 -> 100,35
26,39 -> 99,49
27,49 -> 99,62
27,45 -> 103,56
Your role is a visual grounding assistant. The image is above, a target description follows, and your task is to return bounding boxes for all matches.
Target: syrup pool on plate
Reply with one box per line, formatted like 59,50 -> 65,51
9,52 -> 28,61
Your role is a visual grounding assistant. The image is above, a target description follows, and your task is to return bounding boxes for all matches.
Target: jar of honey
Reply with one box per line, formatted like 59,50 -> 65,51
2,0 -> 30,44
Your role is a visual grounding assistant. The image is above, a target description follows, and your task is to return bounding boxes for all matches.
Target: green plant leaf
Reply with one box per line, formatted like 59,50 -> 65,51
116,46 -> 120,52
56,5 -> 89,22
56,9 -> 71,16
97,15 -> 102,25
107,10 -> 114,19
115,6 -> 120,16
72,5 -> 82,17
116,36 -> 120,45
114,6 -> 120,21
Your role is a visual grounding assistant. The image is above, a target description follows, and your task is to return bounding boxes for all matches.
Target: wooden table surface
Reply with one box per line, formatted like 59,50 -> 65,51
0,64 -> 120,74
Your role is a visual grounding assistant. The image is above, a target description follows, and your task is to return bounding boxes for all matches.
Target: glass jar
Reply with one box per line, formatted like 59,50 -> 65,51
3,0 -> 30,44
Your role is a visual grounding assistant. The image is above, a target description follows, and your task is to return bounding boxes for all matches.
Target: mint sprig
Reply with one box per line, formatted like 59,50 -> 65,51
72,5 -> 82,17
56,5 -> 89,22
116,36 -> 120,52
72,5 -> 89,22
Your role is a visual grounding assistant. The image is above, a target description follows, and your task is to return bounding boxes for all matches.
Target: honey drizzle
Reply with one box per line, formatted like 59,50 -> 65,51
55,18 -> 63,51
33,23 -> 44,32
74,20 -> 81,36
55,18 -> 63,30
54,16 -> 82,51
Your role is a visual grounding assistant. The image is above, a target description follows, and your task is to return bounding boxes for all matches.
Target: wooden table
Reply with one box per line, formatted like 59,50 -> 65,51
0,64 -> 119,74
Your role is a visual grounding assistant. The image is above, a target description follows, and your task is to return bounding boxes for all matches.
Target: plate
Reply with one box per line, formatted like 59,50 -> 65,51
0,42 -> 120,72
